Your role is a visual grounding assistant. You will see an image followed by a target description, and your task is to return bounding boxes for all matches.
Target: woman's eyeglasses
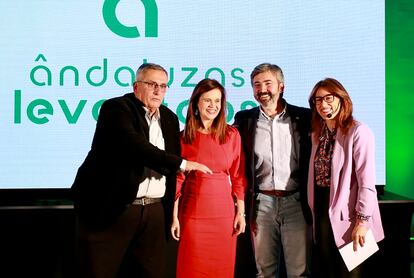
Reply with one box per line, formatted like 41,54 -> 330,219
313,94 -> 335,104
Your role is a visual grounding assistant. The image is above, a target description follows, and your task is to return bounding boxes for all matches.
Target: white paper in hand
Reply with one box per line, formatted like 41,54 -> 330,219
338,229 -> 379,272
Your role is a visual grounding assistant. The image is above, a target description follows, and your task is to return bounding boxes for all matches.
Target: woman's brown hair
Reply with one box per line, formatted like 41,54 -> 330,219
308,78 -> 355,139
182,78 -> 228,144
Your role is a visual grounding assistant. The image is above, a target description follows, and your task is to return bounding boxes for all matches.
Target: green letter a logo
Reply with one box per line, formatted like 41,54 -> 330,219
102,0 -> 158,38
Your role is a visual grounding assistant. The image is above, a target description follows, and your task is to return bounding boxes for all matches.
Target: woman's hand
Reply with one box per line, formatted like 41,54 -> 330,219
233,212 -> 246,236
171,217 -> 180,241
351,220 -> 369,251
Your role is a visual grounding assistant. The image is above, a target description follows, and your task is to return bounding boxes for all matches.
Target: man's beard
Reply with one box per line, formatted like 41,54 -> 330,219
256,92 -> 274,103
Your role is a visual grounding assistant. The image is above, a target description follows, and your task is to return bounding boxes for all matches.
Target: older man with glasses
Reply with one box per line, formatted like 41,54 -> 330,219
72,63 -> 211,278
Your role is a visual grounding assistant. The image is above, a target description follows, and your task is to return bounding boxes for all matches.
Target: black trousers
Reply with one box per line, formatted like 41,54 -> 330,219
77,202 -> 168,278
313,186 -> 361,278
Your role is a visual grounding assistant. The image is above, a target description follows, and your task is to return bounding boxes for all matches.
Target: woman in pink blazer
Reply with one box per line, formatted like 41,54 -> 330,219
307,78 -> 384,277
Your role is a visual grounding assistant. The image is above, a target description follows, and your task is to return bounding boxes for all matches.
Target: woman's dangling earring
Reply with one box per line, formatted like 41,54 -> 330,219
195,109 -> 199,116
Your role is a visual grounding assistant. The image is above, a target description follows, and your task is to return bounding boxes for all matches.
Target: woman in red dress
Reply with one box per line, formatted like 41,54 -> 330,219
171,78 -> 247,277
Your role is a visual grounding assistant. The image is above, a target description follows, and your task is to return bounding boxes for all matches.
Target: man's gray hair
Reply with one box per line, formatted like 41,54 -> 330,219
135,63 -> 168,81
250,63 -> 284,86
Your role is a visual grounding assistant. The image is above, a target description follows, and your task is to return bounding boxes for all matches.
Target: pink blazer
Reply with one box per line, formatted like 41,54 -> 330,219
307,122 -> 384,248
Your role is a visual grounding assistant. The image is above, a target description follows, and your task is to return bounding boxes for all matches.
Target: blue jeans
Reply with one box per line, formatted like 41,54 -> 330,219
252,192 -> 311,278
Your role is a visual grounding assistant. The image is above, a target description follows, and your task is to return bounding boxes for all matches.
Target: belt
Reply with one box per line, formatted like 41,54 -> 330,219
132,197 -> 162,206
259,189 -> 298,197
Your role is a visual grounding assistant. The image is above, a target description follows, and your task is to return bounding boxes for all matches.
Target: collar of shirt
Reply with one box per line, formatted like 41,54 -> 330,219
259,102 -> 288,121
142,107 -> 161,123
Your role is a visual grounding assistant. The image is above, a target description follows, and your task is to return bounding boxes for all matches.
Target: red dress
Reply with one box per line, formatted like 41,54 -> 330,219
176,126 -> 246,278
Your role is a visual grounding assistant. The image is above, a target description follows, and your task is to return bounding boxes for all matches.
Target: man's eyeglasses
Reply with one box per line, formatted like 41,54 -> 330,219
313,94 -> 335,104
135,80 -> 169,91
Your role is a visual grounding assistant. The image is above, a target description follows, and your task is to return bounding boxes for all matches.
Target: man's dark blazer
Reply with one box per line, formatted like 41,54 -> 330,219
233,101 -> 312,224
71,93 -> 182,230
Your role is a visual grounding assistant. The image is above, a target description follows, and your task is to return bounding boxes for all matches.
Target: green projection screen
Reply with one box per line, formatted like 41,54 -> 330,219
386,0 -> 414,199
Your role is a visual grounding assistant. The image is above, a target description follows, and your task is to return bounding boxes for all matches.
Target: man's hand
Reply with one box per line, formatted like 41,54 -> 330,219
185,161 -> 212,174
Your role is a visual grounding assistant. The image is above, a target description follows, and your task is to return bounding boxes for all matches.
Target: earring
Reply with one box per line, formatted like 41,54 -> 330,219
195,110 -> 199,116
